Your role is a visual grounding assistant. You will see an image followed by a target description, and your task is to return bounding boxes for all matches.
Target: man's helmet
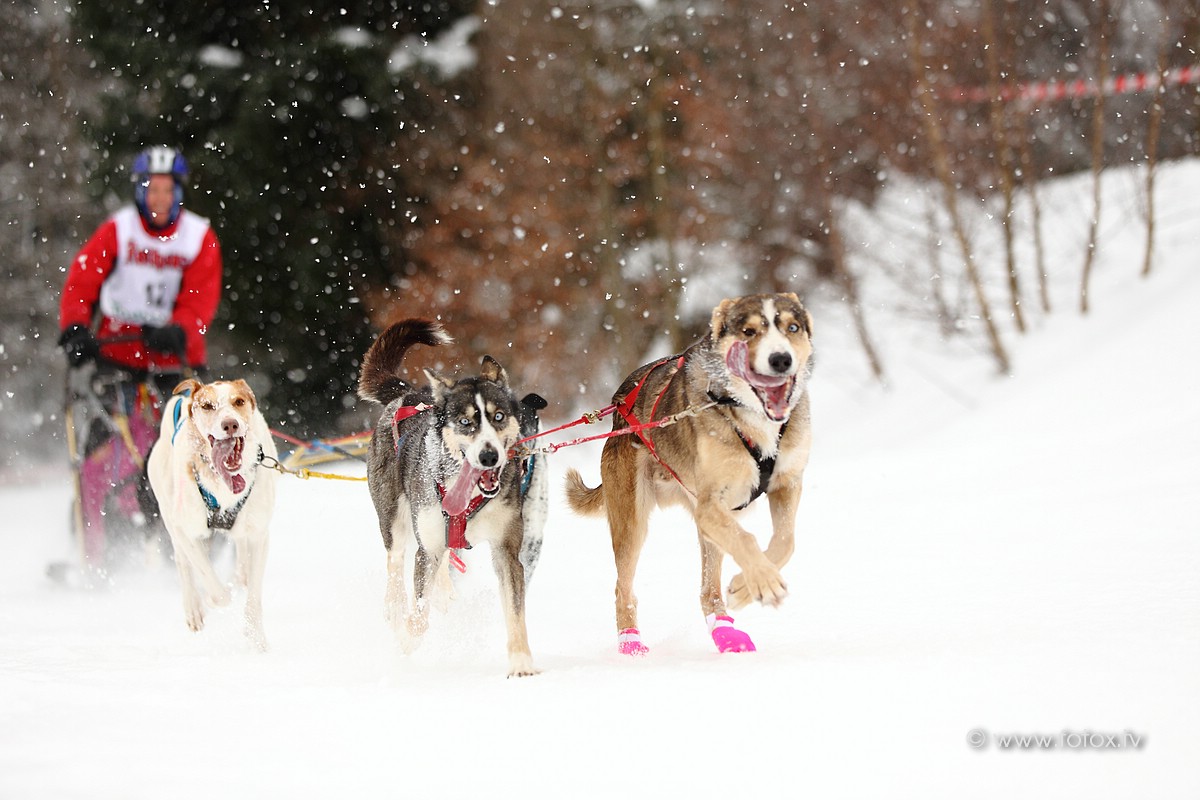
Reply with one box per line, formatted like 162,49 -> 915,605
132,146 -> 189,228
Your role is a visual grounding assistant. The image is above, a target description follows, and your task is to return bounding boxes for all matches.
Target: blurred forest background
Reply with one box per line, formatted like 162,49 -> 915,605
2,0 -> 1198,460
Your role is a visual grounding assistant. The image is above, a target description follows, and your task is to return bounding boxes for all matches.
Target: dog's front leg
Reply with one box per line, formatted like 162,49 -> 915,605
171,530 -> 231,610
171,538 -> 206,632
237,531 -> 270,651
727,481 -> 802,610
492,525 -> 538,677
406,540 -> 440,641
694,498 -> 787,609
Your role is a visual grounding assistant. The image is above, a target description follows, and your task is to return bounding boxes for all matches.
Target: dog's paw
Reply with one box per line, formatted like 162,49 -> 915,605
727,568 -> 788,610
405,612 -> 429,639
184,600 -> 206,632
208,587 -> 232,608
245,624 -> 269,653
708,615 -> 757,653
507,652 -> 540,678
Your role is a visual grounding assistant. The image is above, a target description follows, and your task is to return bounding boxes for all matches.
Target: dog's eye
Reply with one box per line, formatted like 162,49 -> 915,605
458,416 -> 474,428
492,411 -> 506,424
233,398 -> 246,407
742,327 -> 757,337
199,401 -> 216,411
787,322 -> 800,333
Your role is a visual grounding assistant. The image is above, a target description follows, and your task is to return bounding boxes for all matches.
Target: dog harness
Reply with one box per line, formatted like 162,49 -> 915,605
615,351 -> 788,511
170,387 -> 264,529
393,401 -> 537,555
706,390 -> 790,511
615,354 -> 690,489
194,446 -> 264,530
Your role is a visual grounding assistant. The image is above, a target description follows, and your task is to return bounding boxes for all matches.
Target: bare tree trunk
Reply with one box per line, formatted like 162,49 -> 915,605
645,64 -> 685,352
1016,121 -> 1052,313
903,2 -> 1011,373
1141,39 -> 1168,278
1080,4 -> 1113,315
981,0 -> 1026,333
820,185 -> 886,382
923,197 -> 958,338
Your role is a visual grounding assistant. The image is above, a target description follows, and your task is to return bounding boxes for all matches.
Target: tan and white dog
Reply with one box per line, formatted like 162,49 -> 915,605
147,378 -> 277,649
566,293 -> 814,656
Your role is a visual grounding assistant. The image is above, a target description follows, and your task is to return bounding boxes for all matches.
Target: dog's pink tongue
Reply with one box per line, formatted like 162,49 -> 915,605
442,463 -> 484,516
211,438 -> 248,494
726,340 -> 789,388
726,340 -> 752,380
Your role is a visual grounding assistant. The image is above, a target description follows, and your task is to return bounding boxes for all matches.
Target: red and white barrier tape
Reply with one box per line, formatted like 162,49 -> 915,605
947,64 -> 1200,104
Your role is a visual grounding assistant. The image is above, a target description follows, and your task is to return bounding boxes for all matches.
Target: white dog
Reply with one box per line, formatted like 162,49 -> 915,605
147,378 -> 277,649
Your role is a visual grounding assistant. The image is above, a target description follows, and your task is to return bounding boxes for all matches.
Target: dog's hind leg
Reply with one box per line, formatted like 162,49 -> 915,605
698,534 -> 756,653
604,443 -> 652,655
385,541 -> 409,631
492,523 -> 538,677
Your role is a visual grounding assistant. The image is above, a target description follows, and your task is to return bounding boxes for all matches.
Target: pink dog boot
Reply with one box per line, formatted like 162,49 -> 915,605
617,627 -> 650,656
708,614 -> 756,653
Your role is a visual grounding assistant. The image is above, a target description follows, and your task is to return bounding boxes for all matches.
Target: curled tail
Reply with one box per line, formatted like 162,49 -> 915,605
564,468 -> 606,516
357,319 -> 453,405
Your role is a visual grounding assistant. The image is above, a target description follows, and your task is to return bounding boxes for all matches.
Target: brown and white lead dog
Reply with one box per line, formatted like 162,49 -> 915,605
565,293 -> 814,656
147,378 -> 278,650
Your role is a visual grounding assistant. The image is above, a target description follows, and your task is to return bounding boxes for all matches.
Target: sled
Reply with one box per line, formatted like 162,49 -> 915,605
49,357 -> 176,584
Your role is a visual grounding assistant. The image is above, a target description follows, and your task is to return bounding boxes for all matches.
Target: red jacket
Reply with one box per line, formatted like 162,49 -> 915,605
59,206 -> 222,371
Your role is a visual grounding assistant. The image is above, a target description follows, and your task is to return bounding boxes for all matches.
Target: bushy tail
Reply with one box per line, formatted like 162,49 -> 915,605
564,468 -> 606,516
357,319 -> 453,405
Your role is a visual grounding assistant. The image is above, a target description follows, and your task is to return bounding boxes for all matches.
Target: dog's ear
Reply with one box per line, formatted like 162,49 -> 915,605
173,378 -> 202,398
710,298 -> 736,339
521,392 -> 548,411
231,379 -> 257,410
802,307 -> 814,338
423,368 -> 453,400
479,355 -> 509,386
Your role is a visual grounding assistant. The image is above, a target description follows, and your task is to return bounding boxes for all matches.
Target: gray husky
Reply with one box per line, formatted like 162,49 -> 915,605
357,319 -> 547,677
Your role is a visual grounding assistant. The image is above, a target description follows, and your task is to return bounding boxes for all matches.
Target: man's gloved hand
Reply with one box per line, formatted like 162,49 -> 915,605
58,324 -> 99,367
143,324 -> 187,355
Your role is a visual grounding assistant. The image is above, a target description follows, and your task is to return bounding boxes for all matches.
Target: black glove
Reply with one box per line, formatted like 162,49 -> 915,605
143,324 -> 187,355
59,324 -> 99,367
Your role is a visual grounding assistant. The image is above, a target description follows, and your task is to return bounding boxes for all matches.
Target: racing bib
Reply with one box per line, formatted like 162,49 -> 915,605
98,207 -> 209,327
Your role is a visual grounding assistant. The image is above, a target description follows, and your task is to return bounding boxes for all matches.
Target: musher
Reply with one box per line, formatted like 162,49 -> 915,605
55,146 -> 223,566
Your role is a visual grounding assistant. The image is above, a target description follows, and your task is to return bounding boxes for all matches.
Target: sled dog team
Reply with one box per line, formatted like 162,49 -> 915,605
147,292 -> 815,677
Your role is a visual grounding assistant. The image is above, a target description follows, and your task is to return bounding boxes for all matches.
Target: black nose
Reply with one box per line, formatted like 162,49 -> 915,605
768,352 -> 793,374
479,446 -> 499,468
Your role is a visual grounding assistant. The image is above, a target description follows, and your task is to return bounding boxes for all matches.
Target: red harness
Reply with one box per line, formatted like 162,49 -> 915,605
392,401 -> 485,559
615,355 -> 691,490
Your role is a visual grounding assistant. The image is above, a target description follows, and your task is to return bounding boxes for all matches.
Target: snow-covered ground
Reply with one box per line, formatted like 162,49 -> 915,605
2,163 -> 1198,798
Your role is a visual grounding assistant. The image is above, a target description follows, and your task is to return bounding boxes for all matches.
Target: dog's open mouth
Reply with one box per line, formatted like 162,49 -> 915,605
441,463 -> 503,516
725,341 -> 796,422
208,435 -> 247,493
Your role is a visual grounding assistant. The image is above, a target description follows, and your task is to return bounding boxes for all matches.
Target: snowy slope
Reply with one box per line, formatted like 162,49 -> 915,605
2,163 -> 1198,799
